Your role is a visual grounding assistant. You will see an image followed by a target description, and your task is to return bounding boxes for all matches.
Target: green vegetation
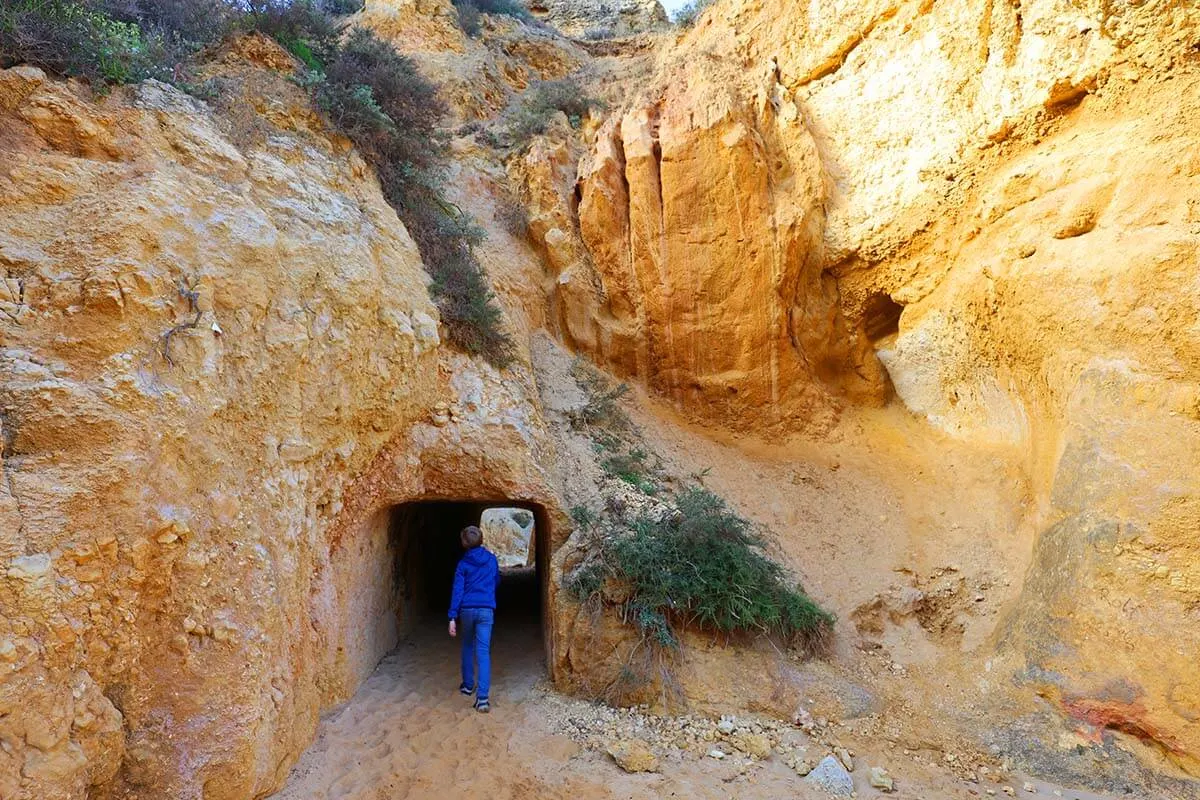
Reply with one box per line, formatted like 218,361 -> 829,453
504,76 -> 600,146
0,0 -> 161,84
449,0 -> 528,37
600,448 -> 660,494
0,0 -> 513,366
672,0 -> 714,27
569,487 -> 833,649
569,357 -> 631,429
564,357 -> 832,706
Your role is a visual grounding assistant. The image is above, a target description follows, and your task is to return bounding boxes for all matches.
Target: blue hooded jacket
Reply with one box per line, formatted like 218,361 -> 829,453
448,546 -> 500,620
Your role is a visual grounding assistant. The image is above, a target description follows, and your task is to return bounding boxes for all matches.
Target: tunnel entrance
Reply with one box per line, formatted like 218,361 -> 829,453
862,291 -> 905,344
388,500 -> 550,665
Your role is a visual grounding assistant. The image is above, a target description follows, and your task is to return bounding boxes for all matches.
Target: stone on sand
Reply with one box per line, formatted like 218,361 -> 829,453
606,739 -> 659,773
804,755 -> 855,796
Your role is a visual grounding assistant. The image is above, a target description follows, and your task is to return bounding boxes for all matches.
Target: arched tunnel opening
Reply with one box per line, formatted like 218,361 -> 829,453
862,291 -> 905,344
387,500 -> 552,674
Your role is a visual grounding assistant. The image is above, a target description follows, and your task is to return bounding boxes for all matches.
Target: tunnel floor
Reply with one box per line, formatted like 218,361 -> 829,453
275,500 -> 553,798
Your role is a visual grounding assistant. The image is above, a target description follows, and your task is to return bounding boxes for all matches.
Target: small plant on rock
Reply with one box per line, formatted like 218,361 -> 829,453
494,191 -> 530,237
600,448 -> 660,494
672,0 -> 714,27
505,76 -> 600,147
569,357 -> 632,430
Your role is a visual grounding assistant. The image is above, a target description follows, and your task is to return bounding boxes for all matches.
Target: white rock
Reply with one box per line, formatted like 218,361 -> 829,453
7,553 -> 51,580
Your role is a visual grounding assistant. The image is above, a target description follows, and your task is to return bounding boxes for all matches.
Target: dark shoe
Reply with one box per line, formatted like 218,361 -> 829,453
459,683 -> 474,696
474,698 -> 490,713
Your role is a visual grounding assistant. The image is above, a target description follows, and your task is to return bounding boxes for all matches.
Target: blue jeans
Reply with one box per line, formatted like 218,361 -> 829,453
458,607 -> 494,700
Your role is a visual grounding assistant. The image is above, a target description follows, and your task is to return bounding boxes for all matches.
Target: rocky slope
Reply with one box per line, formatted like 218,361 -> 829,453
509,0 -> 1200,787
528,0 -> 668,37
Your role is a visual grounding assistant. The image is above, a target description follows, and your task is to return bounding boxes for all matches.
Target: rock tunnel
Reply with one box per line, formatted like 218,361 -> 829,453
386,500 -> 553,662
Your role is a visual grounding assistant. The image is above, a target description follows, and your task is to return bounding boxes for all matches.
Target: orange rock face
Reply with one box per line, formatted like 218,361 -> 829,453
510,0 -> 1200,782
520,62 -> 888,431
0,52 -> 565,799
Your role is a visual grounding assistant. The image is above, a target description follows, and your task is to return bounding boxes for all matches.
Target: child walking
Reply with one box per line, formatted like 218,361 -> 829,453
447,525 -> 500,713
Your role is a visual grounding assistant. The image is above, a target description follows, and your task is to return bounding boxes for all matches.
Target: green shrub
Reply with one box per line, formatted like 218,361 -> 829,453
0,0 -> 161,83
570,503 -> 597,530
0,0 -> 341,83
320,0 -> 362,14
566,559 -> 606,601
314,28 -> 514,366
241,0 -> 342,69
572,488 -> 834,650
574,380 -> 630,429
472,0 -> 528,16
506,76 -> 599,146
569,357 -> 631,430
601,448 -> 659,493
672,0 -> 714,27
99,0 -> 234,57
453,0 -> 481,36
449,0 -> 527,35
318,28 -> 440,157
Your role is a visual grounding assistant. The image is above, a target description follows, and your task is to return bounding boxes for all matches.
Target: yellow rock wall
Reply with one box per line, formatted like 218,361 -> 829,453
515,0 -> 1200,778
0,47 -> 566,798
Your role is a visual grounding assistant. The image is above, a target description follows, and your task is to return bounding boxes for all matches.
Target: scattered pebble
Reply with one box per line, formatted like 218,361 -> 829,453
869,765 -> 895,792
804,755 -> 855,797
606,739 -> 659,773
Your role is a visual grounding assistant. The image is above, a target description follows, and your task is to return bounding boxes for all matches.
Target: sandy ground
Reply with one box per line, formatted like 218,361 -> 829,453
273,565 -> 1116,800
272,613 -> 1119,800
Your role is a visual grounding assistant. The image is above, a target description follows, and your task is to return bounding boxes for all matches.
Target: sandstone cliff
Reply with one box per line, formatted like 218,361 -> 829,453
0,39 -> 565,798
508,0 -> 1200,784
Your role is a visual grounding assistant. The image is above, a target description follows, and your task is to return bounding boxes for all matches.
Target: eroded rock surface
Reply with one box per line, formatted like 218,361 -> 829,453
511,0 -> 1200,784
0,47 -> 565,798
529,0 -> 668,37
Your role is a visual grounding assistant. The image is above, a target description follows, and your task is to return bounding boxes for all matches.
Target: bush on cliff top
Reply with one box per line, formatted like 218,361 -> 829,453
450,0 -> 529,37
0,0 -> 514,367
672,0 -> 714,28
0,0 -> 161,84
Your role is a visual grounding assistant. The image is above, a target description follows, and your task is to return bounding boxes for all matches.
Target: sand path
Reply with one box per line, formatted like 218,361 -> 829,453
272,611 -> 1119,800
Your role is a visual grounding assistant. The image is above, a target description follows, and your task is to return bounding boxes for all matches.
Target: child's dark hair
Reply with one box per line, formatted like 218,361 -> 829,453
461,525 -> 483,548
